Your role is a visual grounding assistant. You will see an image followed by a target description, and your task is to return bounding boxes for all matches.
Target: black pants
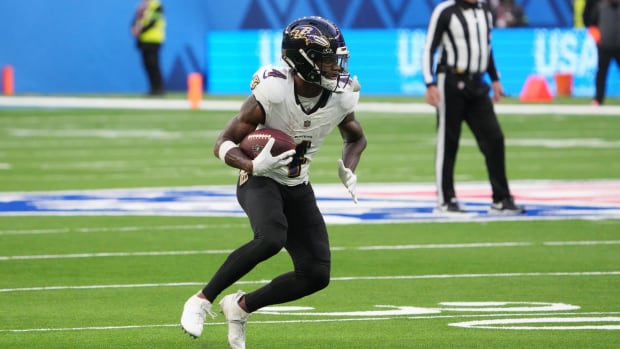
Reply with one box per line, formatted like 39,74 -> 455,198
202,175 -> 330,312
138,42 -> 164,95
595,45 -> 620,104
435,72 -> 511,204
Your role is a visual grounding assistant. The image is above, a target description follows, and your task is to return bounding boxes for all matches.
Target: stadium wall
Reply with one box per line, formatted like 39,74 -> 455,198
0,0 -> 612,97
208,28 -> 618,98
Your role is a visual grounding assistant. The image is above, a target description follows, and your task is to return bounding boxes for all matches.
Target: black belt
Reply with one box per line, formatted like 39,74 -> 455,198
439,67 -> 483,80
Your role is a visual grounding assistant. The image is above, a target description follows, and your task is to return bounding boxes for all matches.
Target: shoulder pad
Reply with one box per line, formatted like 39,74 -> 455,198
251,65 -> 290,104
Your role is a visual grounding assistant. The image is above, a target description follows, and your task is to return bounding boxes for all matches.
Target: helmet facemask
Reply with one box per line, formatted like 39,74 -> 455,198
290,47 -> 350,93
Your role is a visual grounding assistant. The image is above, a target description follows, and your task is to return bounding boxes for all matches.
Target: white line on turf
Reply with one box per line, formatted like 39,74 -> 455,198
1,271 -> 618,293
2,311 -> 619,333
0,223 -> 248,236
2,240 -> 619,261
543,240 -> 620,246
0,250 -> 235,260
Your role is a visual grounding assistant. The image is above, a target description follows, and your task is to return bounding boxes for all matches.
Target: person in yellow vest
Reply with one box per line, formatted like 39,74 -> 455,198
131,0 -> 166,96
574,0 -> 586,27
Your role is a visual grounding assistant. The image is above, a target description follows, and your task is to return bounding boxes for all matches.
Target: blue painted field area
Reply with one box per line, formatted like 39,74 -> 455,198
2,180 -> 619,224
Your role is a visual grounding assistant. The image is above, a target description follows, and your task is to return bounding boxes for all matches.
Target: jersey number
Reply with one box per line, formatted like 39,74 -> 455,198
287,141 -> 310,178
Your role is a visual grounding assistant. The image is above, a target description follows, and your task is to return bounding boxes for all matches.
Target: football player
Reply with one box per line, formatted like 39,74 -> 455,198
180,16 -> 367,348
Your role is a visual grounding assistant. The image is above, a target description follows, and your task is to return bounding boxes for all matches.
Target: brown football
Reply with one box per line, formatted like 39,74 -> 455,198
239,128 -> 296,159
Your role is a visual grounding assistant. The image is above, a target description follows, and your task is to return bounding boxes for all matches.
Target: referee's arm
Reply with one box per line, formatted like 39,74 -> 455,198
487,50 -> 505,101
423,7 -> 447,107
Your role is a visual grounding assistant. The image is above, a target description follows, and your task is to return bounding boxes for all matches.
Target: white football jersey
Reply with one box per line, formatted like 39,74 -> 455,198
250,65 -> 360,186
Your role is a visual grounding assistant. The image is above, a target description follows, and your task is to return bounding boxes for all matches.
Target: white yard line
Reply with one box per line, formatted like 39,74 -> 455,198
2,311 -> 620,333
0,223 -> 247,236
1,271 -> 618,293
1,241 -> 619,261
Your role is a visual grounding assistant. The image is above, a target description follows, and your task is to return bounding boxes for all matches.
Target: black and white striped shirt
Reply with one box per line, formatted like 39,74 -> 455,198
422,0 -> 499,86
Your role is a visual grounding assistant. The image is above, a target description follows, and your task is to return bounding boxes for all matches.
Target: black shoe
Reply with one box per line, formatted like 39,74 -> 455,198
434,200 -> 465,213
489,197 -> 526,215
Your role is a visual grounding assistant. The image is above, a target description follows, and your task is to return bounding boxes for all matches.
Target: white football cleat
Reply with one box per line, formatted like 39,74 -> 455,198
219,291 -> 250,349
180,293 -> 217,338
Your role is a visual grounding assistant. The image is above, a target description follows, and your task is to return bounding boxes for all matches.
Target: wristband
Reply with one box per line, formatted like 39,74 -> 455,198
218,140 -> 237,162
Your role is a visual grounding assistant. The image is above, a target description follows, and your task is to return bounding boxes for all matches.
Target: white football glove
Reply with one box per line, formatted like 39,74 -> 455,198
337,159 -> 358,204
251,138 -> 296,176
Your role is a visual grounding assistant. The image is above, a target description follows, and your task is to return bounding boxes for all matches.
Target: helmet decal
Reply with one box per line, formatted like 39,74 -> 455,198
289,25 -> 331,48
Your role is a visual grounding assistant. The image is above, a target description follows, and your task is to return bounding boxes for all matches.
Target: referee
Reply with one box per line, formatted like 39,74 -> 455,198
422,0 -> 525,214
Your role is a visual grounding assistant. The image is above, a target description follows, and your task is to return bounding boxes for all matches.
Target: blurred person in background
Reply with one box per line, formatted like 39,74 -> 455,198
584,0 -> 620,105
582,0 -> 599,27
574,0 -> 586,27
423,0 -> 525,214
493,0 -> 528,27
131,0 -> 166,96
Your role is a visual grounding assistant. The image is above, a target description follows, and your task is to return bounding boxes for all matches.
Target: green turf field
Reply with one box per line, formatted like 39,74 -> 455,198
1,97 -> 619,348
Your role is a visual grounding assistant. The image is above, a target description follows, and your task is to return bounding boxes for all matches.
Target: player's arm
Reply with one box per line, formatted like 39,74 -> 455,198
338,112 -> 366,171
213,94 -> 266,172
337,112 -> 366,203
487,52 -> 504,102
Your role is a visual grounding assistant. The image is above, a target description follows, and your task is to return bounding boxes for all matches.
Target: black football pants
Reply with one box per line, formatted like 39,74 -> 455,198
435,72 -> 512,204
202,175 -> 330,312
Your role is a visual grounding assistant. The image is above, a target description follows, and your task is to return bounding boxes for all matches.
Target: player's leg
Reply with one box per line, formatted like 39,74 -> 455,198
204,176 -> 288,301
465,95 -> 510,202
220,182 -> 329,349
435,72 -> 466,211
181,175 -> 287,339
242,182 -> 330,312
